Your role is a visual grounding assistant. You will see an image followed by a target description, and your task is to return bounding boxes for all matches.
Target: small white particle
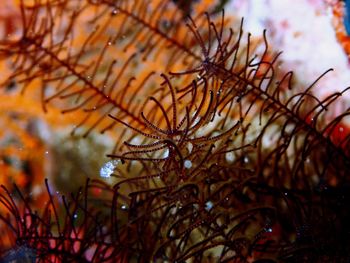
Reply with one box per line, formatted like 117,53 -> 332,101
169,229 -> 175,238
100,160 -> 119,178
225,152 -> 235,163
205,201 -> 213,211
32,185 -> 42,196
187,142 -> 193,154
162,149 -> 169,158
170,206 -> 177,215
184,160 -> 192,169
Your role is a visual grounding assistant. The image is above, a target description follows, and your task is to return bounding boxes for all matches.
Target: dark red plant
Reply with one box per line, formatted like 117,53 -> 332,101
0,0 -> 350,262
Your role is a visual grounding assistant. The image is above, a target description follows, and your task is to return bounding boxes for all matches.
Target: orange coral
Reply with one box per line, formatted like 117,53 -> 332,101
328,0 -> 350,57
